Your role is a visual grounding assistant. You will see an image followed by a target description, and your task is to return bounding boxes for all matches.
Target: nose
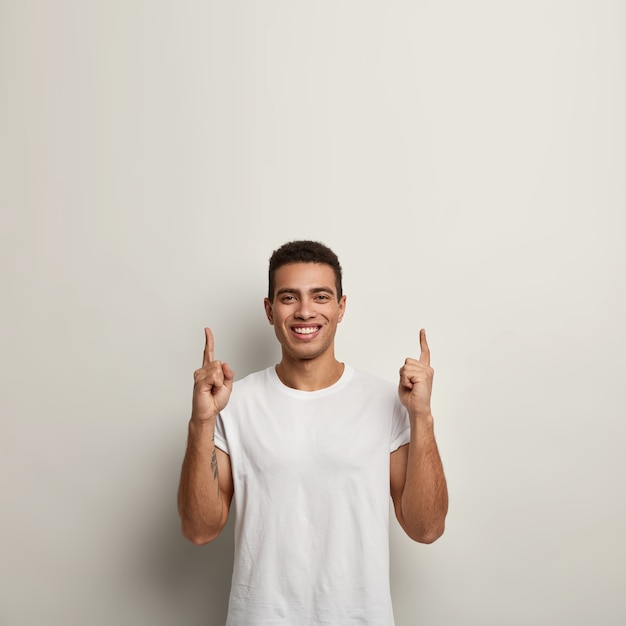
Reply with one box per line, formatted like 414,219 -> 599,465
295,297 -> 315,319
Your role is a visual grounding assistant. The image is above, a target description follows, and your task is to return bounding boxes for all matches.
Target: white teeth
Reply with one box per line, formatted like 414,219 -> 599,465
294,327 -> 319,335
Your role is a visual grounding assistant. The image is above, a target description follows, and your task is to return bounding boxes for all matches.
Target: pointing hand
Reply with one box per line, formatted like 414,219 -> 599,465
398,329 -> 434,420
192,327 -> 234,422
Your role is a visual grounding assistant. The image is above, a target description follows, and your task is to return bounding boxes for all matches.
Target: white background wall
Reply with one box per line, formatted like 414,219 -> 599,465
2,2 -> 625,625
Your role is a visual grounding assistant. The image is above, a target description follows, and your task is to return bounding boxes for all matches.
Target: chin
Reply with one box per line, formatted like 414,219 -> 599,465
287,345 -> 324,361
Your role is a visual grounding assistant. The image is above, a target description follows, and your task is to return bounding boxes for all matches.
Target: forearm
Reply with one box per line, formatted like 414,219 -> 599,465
400,415 -> 448,543
177,419 -> 227,545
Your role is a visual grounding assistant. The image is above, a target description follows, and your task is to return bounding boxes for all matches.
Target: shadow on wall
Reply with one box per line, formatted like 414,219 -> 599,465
134,321 -> 276,625
141,321 -> 276,625
138,461 -> 236,626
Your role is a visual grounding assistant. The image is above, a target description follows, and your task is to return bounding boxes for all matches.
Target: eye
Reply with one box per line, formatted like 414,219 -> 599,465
315,294 -> 331,301
281,295 -> 296,302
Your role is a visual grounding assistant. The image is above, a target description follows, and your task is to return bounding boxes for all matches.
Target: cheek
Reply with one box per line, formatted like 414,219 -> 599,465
271,310 -> 288,326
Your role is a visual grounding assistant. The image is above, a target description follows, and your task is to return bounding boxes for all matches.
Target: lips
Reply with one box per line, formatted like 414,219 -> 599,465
292,325 -> 321,337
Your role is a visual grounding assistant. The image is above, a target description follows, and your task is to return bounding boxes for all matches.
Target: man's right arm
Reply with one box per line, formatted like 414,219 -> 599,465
177,328 -> 235,545
178,419 -> 233,544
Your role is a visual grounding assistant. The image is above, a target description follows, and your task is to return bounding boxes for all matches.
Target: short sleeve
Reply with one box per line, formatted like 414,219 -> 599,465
390,398 -> 410,453
213,411 -> 230,454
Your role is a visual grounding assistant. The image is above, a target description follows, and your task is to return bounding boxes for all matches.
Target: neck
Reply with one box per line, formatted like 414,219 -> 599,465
275,353 -> 344,391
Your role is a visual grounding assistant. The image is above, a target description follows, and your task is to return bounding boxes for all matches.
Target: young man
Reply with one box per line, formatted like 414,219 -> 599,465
178,240 -> 448,625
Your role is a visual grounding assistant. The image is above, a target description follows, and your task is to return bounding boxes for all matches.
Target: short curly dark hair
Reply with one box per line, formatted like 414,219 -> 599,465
268,240 -> 343,300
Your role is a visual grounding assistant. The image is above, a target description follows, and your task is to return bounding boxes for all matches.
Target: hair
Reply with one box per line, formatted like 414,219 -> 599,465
268,240 -> 343,300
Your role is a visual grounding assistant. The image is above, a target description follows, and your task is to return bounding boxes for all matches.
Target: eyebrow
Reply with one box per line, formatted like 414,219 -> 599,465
275,286 -> 336,297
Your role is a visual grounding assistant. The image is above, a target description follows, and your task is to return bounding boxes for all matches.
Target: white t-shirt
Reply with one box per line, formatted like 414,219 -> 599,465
214,364 -> 410,625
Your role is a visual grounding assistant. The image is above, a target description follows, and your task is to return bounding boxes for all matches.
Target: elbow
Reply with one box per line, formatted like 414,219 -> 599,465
415,524 -> 445,544
180,521 -> 221,546
177,500 -> 227,546
406,521 -> 446,544
184,532 -> 216,547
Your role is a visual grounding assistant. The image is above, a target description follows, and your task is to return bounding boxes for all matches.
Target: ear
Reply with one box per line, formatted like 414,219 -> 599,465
338,295 -> 347,323
264,298 -> 274,325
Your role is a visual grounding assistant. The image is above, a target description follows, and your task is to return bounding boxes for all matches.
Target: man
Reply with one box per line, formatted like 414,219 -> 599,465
178,240 -> 448,625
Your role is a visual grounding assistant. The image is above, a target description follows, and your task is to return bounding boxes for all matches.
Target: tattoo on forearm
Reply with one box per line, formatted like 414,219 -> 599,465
210,437 -> 220,496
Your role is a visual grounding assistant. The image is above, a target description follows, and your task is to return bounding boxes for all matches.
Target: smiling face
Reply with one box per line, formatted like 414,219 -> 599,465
264,262 -> 346,364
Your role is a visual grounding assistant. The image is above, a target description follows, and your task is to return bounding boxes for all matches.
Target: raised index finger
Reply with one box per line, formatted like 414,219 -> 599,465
202,327 -> 215,367
419,328 -> 430,366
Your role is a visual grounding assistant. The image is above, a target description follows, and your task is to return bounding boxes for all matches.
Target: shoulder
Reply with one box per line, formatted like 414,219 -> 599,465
232,367 -> 273,390
349,367 -> 397,393
223,367 -> 275,414
343,367 -> 402,411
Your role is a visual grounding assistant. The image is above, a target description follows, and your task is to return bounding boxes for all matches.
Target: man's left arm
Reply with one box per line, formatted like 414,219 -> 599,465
390,329 -> 448,543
